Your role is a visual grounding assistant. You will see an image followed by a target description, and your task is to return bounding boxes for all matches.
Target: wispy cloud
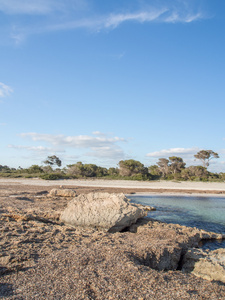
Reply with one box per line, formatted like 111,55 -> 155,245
0,0 -> 53,15
147,147 -> 199,158
86,146 -> 125,160
40,6 -> 203,33
0,82 -> 13,98
0,0 -> 205,43
103,9 -> 168,29
0,0 -> 87,15
8,145 -> 50,151
8,144 -> 65,153
164,11 -> 202,23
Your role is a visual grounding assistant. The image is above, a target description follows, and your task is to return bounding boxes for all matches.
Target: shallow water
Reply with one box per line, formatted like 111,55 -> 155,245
129,194 -> 225,250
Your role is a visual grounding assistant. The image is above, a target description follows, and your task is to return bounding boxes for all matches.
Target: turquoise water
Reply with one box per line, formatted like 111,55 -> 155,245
129,195 -> 225,250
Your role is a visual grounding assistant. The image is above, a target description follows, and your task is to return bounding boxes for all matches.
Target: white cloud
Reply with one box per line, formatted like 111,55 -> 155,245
20,132 -> 126,148
147,147 -> 199,158
13,132 -> 127,164
0,82 -> 13,98
92,131 -> 107,137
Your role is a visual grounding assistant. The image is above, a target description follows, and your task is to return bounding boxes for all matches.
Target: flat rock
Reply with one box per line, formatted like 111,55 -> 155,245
48,188 -> 76,197
60,192 -> 147,232
182,248 -> 225,283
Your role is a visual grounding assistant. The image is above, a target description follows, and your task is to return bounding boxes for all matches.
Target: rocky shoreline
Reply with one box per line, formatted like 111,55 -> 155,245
1,182 -> 225,299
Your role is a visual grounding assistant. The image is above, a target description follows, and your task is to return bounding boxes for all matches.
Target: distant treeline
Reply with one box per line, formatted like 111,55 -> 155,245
1,151 -> 225,181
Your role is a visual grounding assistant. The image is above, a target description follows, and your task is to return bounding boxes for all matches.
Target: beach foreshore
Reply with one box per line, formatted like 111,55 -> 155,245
1,179 -> 225,299
0,177 -> 225,194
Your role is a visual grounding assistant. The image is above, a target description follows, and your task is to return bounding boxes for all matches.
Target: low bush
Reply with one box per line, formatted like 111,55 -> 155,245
39,173 -> 64,180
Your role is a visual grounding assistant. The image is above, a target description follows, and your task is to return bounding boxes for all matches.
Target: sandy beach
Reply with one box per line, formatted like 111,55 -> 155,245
1,177 -> 225,190
0,178 -> 225,194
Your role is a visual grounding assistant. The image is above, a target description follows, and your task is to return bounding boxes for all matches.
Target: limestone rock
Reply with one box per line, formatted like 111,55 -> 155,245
199,229 -> 225,240
48,189 -> 76,197
60,192 -> 147,232
182,248 -> 225,283
135,242 -> 183,271
135,203 -> 156,211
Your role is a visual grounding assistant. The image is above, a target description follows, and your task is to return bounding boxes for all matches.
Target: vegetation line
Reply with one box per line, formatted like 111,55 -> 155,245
1,150 -> 224,182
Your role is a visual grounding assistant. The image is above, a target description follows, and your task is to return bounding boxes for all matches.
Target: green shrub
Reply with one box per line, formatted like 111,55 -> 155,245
130,174 -> 150,181
24,175 -> 34,178
39,173 -> 63,180
0,173 -> 22,178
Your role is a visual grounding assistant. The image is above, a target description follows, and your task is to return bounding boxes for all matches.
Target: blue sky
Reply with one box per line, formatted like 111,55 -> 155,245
1,0 -> 225,171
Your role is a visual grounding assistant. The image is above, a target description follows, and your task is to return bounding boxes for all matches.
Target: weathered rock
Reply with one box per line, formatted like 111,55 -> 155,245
48,188 -> 76,197
199,229 -> 225,240
134,241 -> 183,271
60,192 -> 147,232
182,248 -> 225,283
135,203 -> 156,211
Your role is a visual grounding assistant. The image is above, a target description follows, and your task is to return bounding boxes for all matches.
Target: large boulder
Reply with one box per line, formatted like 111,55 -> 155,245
60,193 -> 147,232
182,248 -> 225,283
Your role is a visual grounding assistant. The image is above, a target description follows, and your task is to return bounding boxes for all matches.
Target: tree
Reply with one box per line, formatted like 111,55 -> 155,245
42,165 -> 53,173
194,150 -> 219,168
27,165 -> 44,174
67,162 -> 84,177
181,166 -> 209,181
148,165 -> 161,179
44,155 -> 62,168
95,166 -> 108,177
169,156 -> 186,174
156,158 -> 169,177
118,160 -> 148,177
108,167 -> 119,176
67,162 -> 108,178
82,164 -> 98,177
0,165 -> 11,172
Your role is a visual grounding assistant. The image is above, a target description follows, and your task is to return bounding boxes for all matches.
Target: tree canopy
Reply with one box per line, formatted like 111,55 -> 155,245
169,156 -> 186,174
118,159 -> 148,177
194,150 -> 219,168
44,155 -> 62,168
1,149 -> 223,182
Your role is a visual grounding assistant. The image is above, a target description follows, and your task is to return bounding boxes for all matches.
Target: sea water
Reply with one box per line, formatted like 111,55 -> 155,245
129,194 -> 225,250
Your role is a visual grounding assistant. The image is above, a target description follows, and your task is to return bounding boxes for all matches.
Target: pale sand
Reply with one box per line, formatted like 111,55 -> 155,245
0,177 -> 225,191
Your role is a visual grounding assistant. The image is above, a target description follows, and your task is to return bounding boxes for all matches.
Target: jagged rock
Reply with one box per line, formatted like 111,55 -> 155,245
182,248 -> 225,283
60,193 -> 147,232
198,229 -> 225,240
135,203 -> 156,211
48,189 -> 76,197
134,241 -> 183,271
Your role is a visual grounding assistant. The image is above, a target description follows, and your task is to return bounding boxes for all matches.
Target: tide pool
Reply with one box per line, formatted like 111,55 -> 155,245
129,194 -> 225,250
